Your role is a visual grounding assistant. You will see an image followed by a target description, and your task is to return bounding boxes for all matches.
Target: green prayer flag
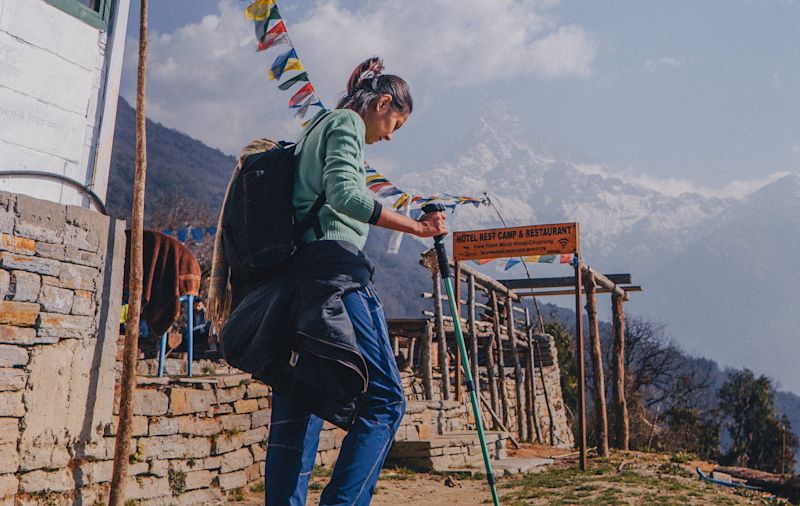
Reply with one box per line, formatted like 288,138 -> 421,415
278,72 -> 309,90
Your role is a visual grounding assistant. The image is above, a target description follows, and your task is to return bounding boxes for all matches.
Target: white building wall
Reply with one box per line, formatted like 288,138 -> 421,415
0,0 -> 130,209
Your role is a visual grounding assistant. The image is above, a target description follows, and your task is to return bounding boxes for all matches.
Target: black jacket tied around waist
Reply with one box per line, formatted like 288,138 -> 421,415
221,241 -> 373,429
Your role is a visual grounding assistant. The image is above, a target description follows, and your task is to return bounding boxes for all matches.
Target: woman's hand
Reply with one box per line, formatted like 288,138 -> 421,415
413,211 -> 448,238
375,206 -> 448,238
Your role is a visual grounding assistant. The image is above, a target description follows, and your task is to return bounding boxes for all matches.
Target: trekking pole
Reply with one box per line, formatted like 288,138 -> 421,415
422,203 -> 500,506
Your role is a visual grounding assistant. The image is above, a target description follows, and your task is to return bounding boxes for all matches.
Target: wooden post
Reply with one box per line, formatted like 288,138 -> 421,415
110,1 -> 148,503
575,255 -> 588,471
611,292 -> 629,450
422,321 -> 434,400
585,273 -> 609,457
467,273 -> 480,396
484,314 -> 500,429
506,295 -> 525,442
491,291 -> 509,427
454,261 -> 462,401
525,308 -> 541,443
433,271 -> 451,400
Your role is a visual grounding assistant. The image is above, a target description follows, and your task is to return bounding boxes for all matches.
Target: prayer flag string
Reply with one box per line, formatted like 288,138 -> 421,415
245,0 -> 489,212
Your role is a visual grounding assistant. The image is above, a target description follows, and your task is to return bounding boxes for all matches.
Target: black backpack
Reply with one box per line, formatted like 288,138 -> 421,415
221,112 -> 329,279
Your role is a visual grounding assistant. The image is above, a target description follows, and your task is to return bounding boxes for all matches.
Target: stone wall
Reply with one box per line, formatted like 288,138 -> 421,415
0,190 -> 126,504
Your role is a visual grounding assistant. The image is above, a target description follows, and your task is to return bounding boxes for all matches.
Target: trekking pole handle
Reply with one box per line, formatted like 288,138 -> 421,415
421,203 -> 452,279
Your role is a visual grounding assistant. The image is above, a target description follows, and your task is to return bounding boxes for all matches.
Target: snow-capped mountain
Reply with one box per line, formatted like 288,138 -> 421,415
399,103 -> 736,275
397,104 -> 800,393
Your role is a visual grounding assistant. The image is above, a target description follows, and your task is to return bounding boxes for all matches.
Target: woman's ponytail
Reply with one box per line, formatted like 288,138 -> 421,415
337,57 -> 413,116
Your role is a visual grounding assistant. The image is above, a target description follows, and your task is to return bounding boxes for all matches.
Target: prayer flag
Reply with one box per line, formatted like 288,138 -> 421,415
268,48 -> 298,80
289,83 -> 314,107
258,20 -> 288,51
278,72 -> 309,90
245,0 -> 276,21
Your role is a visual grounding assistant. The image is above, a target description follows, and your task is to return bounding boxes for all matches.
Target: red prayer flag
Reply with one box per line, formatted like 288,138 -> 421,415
257,20 -> 288,51
289,83 -> 314,107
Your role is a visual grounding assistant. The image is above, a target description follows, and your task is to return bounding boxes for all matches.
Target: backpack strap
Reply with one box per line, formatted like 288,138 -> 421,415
293,110 -> 334,242
294,191 -> 327,241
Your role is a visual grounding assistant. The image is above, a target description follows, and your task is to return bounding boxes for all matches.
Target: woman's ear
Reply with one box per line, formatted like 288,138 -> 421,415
376,94 -> 393,112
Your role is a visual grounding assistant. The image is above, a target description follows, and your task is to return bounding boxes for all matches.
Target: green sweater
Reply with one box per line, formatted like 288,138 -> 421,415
293,109 -> 382,251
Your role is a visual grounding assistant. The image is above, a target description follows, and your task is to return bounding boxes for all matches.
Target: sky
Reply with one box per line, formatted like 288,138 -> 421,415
121,0 -> 800,194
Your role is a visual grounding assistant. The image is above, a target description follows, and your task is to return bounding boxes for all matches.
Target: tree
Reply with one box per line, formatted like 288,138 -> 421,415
719,369 -> 799,474
661,406 -> 720,460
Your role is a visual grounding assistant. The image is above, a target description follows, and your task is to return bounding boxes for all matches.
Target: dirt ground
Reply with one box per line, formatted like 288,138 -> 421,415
232,447 -> 790,505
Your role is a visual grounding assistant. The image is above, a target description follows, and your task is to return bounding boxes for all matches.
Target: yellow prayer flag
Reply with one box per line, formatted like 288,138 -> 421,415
245,0 -> 276,21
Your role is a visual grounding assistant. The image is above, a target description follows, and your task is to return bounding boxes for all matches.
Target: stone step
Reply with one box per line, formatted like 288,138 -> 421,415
386,430 -> 512,472
446,457 -> 554,476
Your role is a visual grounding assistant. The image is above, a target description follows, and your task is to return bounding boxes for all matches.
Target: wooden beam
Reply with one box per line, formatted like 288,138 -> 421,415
501,274 -> 631,290
515,286 -> 642,297
457,261 -> 520,300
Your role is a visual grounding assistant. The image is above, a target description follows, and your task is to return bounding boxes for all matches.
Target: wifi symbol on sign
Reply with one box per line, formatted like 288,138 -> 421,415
558,238 -> 570,250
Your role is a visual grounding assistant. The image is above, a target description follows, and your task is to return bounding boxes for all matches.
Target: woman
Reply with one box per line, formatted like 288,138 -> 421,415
265,57 -> 447,505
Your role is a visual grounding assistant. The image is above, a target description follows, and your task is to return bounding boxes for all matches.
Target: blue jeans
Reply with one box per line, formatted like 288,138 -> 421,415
265,285 -> 406,505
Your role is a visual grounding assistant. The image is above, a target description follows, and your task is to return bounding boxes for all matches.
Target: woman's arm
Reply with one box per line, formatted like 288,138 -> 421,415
375,206 -> 448,238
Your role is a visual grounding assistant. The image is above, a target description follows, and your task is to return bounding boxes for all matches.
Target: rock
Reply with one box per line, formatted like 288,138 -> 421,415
137,435 -> 211,460
184,469 -> 216,490
0,252 -> 60,277
0,346 -> 27,367
19,468 -> 73,492
0,392 -> 24,417
38,284 -> 73,313
220,447 -> 254,473
0,369 -> 27,391
0,325 -> 35,345
58,263 -> 97,291
0,234 -> 34,255
0,301 -> 39,327
148,415 -> 179,436
169,387 -> 216,415
217,469 -> 247,491
9,271 -> 39,303
70,289 -> 94,316
233,398 -> 258,414
134,389 -> 169,416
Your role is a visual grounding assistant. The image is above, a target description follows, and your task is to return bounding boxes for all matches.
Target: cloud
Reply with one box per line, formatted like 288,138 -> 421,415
574,163 -> 790,199
120,0 -> 597,155
645,56 -> 683,70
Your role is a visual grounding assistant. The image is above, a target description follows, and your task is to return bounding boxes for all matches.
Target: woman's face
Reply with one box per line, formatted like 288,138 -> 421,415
363,95 -> 409,145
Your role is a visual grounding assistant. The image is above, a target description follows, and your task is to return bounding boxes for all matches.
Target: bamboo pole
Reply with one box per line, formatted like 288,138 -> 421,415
525,308 -> 541,443
505,295 -> 525,442
491,291 -> 509,427
110,1 -> 148,503
611,292 -> 629,450
585,273 -> 609,457
433,271 -> 451,400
